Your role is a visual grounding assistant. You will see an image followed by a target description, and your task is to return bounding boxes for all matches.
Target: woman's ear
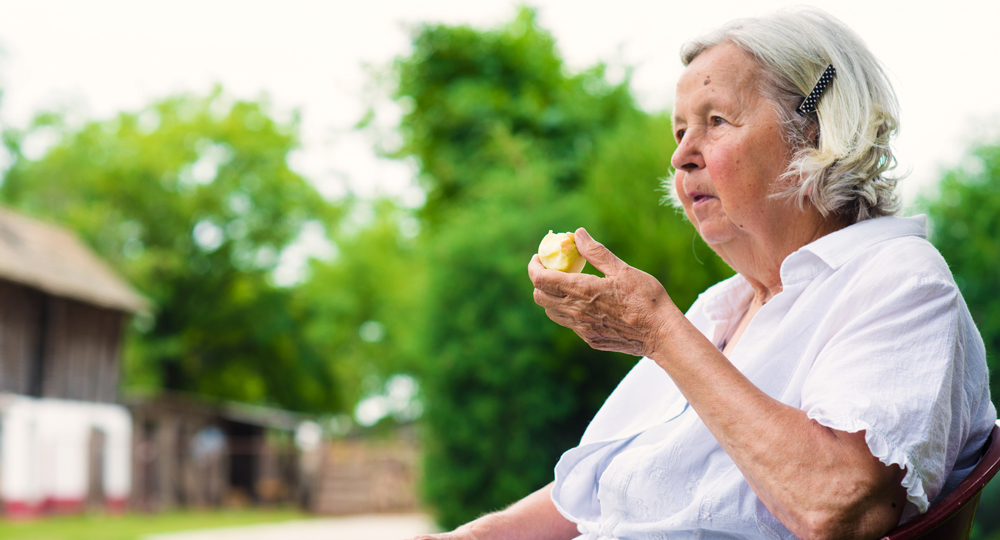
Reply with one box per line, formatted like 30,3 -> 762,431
806,119 -> 821,149
798,172 -> 813,198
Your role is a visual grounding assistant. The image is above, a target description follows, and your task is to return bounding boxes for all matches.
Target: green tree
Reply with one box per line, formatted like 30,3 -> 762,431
1,90 -> 344,412
393,9 -> 731,528
923,139 -> 1000,538
295,197 -> 426,410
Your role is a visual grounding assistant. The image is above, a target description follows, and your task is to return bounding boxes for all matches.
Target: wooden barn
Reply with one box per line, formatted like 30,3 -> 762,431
0,208 -> 412,517
127,393 -> 305,511
0,207 -> 147,400
0,207 -> 147,517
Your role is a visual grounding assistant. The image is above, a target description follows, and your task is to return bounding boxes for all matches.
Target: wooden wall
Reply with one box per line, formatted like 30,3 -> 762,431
42,296 -> 124,403
0,280 -> 43,395
310,437 -> 420,515
0,279 -> 125,403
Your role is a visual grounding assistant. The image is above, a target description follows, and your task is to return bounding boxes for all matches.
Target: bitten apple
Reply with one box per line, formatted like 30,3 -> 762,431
537,230 -> 587,273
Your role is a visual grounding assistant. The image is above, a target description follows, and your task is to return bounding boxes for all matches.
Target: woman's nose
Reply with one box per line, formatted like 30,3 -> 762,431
670,133 -> 705,173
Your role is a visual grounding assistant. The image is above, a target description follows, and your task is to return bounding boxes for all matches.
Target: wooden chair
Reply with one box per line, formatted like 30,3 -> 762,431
882,423 -> 1000,540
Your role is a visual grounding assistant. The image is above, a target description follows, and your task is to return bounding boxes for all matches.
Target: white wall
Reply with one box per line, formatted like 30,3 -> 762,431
0,394 -> 131,516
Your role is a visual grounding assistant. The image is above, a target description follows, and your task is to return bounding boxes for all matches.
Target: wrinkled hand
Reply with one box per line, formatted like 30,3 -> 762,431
528,228 -> 677,357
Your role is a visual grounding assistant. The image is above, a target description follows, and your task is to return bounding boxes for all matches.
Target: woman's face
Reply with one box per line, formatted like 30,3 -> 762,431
670,43 -> 796,249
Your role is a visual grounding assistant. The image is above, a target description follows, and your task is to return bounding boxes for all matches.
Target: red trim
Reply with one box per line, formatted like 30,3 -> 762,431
3,500 -> 42,520
41,497 -> 86,515
106,497 -> 128,513
4,496 -> 128,518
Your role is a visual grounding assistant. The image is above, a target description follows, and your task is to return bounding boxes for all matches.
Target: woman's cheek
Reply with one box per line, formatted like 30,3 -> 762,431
675,174 -> 698,223
704,150 -> 740,195
674,172 -> 691,203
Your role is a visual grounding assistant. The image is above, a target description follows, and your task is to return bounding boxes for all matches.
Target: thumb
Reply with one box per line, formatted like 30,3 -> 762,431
575,227 -> 627,276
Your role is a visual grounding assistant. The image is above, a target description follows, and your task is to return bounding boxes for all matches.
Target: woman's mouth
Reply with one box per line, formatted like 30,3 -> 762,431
689,192 -> 714,205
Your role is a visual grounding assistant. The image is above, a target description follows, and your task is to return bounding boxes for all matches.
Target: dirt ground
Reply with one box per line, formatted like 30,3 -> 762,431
144,513 -> 439,540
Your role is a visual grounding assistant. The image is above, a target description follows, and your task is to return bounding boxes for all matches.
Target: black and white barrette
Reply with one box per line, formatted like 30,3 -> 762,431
796,64 -> 836,116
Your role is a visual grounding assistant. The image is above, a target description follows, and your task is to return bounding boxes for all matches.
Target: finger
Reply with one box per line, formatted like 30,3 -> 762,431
533,287 -> 568,308
574,228 -> 628,276
544,306 -> 579,328
527,254 -> 549,286
583,337 -> 629,353
530,257 -> 591,296
533,289 -> 578,321
529,254 -> 565,289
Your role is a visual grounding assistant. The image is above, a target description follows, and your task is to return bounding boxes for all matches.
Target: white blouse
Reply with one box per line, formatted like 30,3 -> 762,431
550,215 -> 996,540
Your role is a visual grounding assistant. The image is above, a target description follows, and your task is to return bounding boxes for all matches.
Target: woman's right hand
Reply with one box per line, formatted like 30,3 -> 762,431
529,228 -> 678,359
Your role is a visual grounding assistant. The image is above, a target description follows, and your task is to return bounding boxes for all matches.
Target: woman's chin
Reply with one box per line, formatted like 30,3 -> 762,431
693,221 -> 740,247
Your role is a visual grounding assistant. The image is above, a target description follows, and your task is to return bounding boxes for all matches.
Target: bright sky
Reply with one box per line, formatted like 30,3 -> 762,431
1,0 -> 998,214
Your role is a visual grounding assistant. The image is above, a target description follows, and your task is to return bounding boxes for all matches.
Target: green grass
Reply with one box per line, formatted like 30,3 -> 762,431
0,508 -> 309,540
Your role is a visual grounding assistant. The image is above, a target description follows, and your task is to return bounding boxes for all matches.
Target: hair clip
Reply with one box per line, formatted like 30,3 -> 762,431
796,64 -> 836,116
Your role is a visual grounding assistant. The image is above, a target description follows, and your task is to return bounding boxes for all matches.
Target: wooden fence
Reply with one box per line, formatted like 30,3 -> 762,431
309,437 -> 421,515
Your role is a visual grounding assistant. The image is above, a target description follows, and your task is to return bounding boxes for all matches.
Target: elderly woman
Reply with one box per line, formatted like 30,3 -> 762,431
413,7 -> 995,540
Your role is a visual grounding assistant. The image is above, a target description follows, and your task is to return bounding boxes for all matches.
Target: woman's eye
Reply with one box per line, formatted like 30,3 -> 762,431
676,129 -> 686,141
710,116 -> 725,126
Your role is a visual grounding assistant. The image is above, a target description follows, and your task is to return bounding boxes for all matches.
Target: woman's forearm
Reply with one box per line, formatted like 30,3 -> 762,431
649,313 -> 907,540
454,482 -> 579,540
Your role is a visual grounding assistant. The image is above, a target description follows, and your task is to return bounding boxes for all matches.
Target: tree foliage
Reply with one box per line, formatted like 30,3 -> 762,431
393,9 -> 731,528
1,91 -> 344,412
923,141 -> 1000,538
294,198 -> 426,410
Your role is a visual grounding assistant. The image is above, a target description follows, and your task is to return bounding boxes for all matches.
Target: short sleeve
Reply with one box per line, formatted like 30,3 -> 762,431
800,272 -> 968,513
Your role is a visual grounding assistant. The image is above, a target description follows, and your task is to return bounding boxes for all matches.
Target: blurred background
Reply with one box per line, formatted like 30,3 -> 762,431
0,1 -> 997,539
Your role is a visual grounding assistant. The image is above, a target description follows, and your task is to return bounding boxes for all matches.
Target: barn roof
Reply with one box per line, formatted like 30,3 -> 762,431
0,208 -> 149,313
125,392 -> 303,431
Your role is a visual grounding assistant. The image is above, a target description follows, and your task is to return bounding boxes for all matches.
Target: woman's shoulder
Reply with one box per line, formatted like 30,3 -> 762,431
817,215 -> 958,293
843,232 -> 957,293
792,219 -> 971,357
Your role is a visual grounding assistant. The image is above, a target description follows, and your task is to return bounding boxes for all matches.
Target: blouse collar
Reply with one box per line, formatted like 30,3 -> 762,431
696,215 -> 928,323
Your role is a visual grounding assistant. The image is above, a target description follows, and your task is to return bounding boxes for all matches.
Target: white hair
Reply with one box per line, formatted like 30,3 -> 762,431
663,7 -> 902,223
